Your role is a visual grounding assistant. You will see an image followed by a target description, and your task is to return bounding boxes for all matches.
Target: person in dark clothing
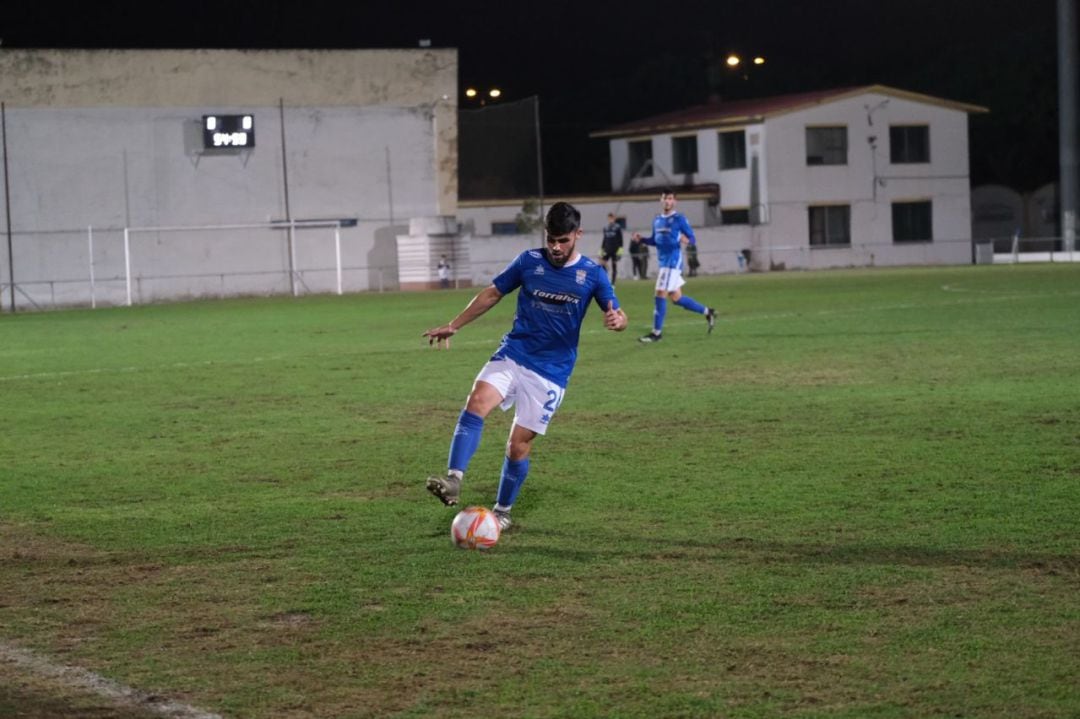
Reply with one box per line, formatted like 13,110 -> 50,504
630,235 -> 649,280
599,213 -> 624,285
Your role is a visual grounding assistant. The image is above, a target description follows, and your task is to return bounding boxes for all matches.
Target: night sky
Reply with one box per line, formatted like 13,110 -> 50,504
0,0 -> 1064,194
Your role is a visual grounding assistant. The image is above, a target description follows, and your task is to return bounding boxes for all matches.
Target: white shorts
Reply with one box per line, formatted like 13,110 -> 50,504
473,357 -> 566,435
654,266 -> 686,293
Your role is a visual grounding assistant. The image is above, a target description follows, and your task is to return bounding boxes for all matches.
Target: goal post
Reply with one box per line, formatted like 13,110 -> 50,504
120,220 -> 347,306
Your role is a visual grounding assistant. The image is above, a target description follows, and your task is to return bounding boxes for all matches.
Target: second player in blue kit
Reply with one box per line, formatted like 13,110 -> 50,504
633,188 -> 717,342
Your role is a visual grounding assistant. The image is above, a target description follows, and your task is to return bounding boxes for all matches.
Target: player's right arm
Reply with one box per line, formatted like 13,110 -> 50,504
423,285 -> 504,349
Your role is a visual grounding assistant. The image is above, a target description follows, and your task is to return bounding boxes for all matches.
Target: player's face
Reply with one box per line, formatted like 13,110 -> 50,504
661,193 -> 677,213
545,229 -> 581,267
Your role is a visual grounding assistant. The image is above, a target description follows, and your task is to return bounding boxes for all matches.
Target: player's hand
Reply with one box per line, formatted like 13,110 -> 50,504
422,324 -> 457,349
603,301 -> 627,332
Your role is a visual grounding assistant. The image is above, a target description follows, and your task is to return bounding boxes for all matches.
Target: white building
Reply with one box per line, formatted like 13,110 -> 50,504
589,85 -> 988,271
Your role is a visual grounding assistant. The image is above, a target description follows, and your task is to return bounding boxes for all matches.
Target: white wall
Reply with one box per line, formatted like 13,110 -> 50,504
601,89 -> 978,272
457,194 -> 716,239
459,194 -> 753,286
609,126 -> 764,216
760,91 -> 973,268
0,49 -> 457,309
0,104 -> 434,308
0,48 -> 458,214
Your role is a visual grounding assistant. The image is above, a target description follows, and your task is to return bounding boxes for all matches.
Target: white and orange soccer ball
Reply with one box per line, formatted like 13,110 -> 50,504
450,506 -> 501,550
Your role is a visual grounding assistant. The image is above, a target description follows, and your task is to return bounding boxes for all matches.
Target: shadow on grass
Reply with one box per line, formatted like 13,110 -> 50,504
506,529 -> 1080,573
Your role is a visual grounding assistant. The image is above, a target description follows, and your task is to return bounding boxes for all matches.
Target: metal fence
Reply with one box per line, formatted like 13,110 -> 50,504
5,227 -> 1076,313
0,220 -> 400,312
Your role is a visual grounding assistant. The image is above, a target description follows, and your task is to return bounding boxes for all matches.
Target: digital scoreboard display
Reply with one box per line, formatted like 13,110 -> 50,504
202,114 -> 255,149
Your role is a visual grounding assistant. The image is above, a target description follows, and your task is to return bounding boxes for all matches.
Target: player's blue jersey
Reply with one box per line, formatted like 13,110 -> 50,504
641,212 -> 696,269
490,249 -> 619,388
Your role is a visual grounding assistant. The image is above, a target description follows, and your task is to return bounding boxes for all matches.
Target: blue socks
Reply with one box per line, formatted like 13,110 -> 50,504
654,294 -> 706,333
447,411 -> 532,512
448,410 -> 484,473
675,295 -> 707,314
653,296 -> 667,333
495,456 -> 530,510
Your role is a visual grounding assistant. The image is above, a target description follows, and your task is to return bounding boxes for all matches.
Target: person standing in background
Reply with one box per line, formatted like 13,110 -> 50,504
630,235 -> 648,280
599,213 -> 624,285
437,255 -> 451,289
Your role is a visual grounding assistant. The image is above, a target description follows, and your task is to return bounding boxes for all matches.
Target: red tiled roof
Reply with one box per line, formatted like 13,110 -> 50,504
590,84 -> 988,138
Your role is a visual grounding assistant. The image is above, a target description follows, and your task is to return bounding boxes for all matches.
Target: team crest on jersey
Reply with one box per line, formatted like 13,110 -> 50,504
575,269 -> 587,285
534,265 -> 545,275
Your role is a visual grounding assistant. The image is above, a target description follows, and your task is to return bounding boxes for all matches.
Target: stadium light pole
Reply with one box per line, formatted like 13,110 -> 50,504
278,98 -> 297,296
2,101 -> 13,313
1058,0 -> 1078,253
534,96 -> 545,233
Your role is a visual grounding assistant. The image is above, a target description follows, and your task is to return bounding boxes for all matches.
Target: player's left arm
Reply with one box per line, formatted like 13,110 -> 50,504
594,272 -> 627,332
678,215 -> 697,245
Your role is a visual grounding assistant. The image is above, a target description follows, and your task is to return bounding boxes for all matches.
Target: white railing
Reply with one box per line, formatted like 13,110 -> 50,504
1,219 -> 400,311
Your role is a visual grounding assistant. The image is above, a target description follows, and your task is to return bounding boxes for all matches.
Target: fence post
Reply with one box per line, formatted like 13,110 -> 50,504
123,227 -> 133,306
88,225 -> 97,309
335,225 -> 343,295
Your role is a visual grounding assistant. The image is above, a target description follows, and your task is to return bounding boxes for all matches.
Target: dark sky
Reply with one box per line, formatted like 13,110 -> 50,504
0,0 -> 1064,194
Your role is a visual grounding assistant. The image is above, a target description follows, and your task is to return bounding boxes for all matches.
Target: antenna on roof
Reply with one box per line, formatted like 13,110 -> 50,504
864,99 -> 889,126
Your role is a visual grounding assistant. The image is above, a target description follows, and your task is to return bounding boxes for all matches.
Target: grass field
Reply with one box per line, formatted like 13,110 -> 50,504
1,263 -> 1079,718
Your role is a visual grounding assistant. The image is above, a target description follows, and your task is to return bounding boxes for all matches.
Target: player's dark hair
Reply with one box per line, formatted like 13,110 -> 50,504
545,201 -> 581,235
660,187 -> 676,197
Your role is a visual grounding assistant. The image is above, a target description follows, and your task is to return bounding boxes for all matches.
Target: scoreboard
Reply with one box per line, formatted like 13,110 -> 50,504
202,115 -> 255,149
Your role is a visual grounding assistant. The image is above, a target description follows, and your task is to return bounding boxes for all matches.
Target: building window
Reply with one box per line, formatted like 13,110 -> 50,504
890,125 -> 930,163
672,135 -> 698,174
492,221 -> 518,235
892,201 -> 933,242
806,126 -> 847,165
808,205 -> 851,246
721,208 -> 750,225
719,130 -> 746,169
628,140 -> 653,178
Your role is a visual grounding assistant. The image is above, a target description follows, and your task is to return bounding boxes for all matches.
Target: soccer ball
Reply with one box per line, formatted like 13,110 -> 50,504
450,506 -> 500,550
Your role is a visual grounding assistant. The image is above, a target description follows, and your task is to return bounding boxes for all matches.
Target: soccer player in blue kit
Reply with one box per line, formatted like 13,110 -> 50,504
422,202 -> 628,531
632,188 -> 716,342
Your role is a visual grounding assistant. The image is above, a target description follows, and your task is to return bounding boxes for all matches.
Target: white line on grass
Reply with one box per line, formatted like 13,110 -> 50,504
0,356 -> 283,383
0,641 -> 224,719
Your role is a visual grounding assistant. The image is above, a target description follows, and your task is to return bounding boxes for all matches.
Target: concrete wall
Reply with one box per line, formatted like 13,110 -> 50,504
457,193 -> 720,238
0,48 -> 458,213
0,49 -> 456,309
458,193 -> 753,286
972,183 -> 1060,249
465,226 -> 751,288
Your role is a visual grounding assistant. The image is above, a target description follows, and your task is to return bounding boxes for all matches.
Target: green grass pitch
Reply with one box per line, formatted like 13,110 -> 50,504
1,263 -> 1078,718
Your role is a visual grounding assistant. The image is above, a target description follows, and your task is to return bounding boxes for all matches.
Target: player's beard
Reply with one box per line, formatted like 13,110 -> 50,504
546,241 -> 575,268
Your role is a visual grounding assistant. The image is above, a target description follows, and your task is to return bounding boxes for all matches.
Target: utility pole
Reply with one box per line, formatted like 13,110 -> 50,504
1059,0 -> 1078,252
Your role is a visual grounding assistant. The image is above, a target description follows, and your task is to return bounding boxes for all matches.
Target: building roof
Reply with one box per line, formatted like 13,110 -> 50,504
589,84 -> 989,139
